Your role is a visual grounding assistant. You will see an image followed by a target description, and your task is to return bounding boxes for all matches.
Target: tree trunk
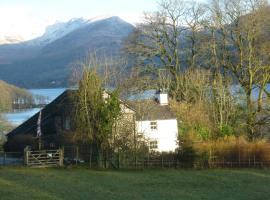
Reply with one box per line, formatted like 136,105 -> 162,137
246,90 -> 255,140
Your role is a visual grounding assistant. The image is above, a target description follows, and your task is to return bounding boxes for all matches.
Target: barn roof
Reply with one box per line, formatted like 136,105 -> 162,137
7,89 -> 76,138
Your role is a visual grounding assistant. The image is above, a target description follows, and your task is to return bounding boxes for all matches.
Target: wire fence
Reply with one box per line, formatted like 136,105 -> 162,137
0,152 -> 24,166
62,145 -> 270,169
2,144 -> 270,169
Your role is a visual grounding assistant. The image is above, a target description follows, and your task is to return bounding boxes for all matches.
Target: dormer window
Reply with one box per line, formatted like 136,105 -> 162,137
150,121 -> 157,130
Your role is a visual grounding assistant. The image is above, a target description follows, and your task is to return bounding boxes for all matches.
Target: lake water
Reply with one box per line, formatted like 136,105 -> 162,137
29,88 -> 67,104
4,88 -> 66,126
3,84 -> 270,127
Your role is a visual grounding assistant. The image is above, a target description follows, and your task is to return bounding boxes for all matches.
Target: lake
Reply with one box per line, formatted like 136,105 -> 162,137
3,87 -> 157,126
4,88 -> 66,126
3,84 -> 270,127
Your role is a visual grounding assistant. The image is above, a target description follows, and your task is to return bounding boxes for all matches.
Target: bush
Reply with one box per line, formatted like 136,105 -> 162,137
195,125 -> 211,141
178,145 -> 197,168
193,136 -> 270,167
219,124 -> 235,137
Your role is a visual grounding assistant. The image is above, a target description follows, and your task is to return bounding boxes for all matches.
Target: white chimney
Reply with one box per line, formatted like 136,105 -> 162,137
157,92 -> 168,105
102,91 -> 109,99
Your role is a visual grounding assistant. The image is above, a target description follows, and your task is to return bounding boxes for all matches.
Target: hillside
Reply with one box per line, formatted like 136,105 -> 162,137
0,16 -> 134,88
0,80 -> 33,112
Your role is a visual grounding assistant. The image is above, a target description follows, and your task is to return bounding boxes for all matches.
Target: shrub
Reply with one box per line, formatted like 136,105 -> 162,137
219,124 -> 235,137
178,144 -> 197,168
193,136 -> 270,167
195,125 -> 211,141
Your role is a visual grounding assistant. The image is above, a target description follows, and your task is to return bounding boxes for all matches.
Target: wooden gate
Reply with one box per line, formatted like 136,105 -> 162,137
24,149 -> 63,167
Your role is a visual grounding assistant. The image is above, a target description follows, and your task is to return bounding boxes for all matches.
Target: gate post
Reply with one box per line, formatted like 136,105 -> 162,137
59,149 -> 64,166
24,146 -> 30,166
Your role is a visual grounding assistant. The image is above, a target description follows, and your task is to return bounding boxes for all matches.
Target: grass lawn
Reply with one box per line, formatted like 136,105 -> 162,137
0,167 -> 270,200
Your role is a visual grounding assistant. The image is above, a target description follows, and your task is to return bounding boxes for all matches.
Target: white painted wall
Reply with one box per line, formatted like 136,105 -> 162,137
136,119 -> 178,152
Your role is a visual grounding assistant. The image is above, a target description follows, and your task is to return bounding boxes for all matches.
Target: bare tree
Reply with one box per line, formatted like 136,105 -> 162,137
204,0 -> 270,139
184,1 -> 207,69
125,0 -> 189,99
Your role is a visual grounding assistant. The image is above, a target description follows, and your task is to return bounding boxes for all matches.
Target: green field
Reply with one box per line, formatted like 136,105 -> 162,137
0,167 -> 270,200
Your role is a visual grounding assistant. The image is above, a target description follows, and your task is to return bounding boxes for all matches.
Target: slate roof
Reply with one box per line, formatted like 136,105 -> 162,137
7,89 -> 76,138
127,99 -> 176,121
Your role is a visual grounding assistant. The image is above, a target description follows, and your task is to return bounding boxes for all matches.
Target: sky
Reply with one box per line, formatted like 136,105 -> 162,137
0,0 -> 159,40
1,0 -> 270,41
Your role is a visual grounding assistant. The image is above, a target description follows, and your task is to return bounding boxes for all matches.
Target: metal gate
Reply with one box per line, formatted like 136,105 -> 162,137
24,149 -> 63,167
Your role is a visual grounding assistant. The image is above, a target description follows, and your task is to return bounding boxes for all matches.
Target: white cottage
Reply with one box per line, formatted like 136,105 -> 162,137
128,92 -> 178,152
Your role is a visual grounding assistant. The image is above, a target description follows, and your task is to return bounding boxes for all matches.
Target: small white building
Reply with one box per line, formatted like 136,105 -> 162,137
128,92 -> 178,152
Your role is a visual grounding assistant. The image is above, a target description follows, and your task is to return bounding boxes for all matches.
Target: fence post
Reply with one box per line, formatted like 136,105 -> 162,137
3,152 -> 6,166
161,153 -> 164,168
24,146 -> 30,166
59,149 -> 64,167
117,151 -> 120,169
238,148 -> 241,167
147,153 -> 150,168
76,146 -> 79,165
89,145 -> 92,168
209,149 -> 212,168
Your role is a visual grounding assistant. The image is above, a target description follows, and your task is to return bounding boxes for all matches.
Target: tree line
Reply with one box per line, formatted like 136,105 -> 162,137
124,0 -> 270,140
72,0 -> 270,167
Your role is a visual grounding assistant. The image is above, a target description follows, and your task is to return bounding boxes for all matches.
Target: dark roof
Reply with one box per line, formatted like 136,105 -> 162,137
7,89 -> 76,138
127,99 -> 176,121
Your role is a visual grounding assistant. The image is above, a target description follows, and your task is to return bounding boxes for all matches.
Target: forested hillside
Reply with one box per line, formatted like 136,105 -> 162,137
0,80 -> 33,112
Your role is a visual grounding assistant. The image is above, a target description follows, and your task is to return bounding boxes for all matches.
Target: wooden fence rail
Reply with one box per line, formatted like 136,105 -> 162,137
24,148 -> 63,168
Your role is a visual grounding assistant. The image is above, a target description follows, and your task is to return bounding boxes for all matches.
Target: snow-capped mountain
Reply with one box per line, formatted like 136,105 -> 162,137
28,18 -> 89,46
27,16 -> 119,46
0,16 -> 135,88
0,16 -> 122,46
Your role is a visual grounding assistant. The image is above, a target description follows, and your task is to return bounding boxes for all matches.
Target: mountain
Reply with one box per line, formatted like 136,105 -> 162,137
0,36 -> 24,45
28,18 -> 89,46
0,16 -> 134,88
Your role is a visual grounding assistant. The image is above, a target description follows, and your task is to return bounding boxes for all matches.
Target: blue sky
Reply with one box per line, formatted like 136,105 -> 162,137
0,0 -> 159,39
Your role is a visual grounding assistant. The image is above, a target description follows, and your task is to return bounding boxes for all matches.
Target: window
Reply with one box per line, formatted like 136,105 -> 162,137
137,132 -> 143,138
149,140 -> 158,150
64,116 -> 71,130
150,121 -> 157,130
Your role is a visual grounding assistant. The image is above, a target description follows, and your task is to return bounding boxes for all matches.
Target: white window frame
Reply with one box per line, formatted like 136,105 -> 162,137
149,140 -> 158,150
150,121 -> 157,131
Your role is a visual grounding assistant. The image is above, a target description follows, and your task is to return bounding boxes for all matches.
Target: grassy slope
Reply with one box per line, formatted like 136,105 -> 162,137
0,168 -> 269,200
